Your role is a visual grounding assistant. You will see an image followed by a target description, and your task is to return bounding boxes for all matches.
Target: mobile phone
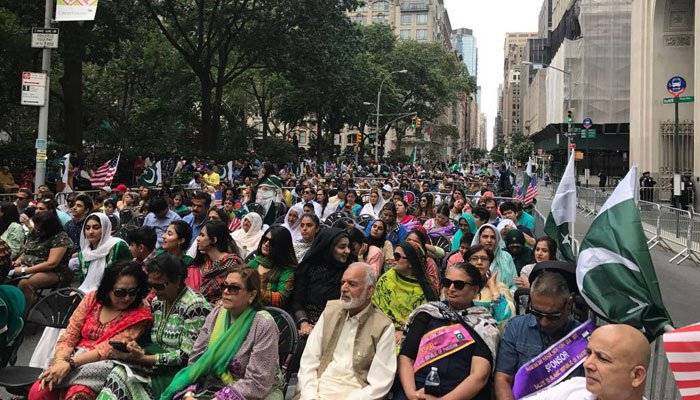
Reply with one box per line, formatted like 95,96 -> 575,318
109,341 -> 128,352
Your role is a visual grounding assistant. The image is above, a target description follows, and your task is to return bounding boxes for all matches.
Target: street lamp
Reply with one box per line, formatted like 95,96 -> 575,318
375,69 -> 408,162
521,61 -> 574,160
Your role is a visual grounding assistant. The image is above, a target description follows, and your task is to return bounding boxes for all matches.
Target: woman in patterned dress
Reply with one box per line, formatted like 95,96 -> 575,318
97,253 -> 211,400
190,221 -> 242,304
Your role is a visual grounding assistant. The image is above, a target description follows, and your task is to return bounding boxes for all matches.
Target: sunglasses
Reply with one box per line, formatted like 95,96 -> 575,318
441,277 -> 473,290
221,283 -> 244,294
148,282 -> 167,291
112,287 -> 140,298
528,307 -> 563,321
261,236 -> 273,245
393,252 -> 406,261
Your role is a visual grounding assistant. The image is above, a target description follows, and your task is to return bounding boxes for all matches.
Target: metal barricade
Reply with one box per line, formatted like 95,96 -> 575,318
688,212 -> 700,264
645,339 -> 682,400
637,200 -> 662,249
656,204 -> 693,264
576,187 -> 596,216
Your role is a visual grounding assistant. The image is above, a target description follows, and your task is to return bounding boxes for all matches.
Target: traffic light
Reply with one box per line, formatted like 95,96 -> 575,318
415,117 -> 422,129
411,116 -> 417,129
566,110 -> 574,124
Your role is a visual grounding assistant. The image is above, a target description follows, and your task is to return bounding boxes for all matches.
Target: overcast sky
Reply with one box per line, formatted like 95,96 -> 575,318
444,0 -> 542,149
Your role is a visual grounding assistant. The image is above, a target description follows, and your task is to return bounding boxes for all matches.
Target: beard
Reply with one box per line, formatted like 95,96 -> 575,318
256,187 -> 276,214
340,289 -> 369,310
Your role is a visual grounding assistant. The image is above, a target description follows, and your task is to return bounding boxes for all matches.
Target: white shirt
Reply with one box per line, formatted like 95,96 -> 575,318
297,304 -> 396,400
526,376 -> 648,400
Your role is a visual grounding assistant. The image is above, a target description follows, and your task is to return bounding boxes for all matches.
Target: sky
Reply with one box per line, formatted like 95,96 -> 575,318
444,0 -> 542,149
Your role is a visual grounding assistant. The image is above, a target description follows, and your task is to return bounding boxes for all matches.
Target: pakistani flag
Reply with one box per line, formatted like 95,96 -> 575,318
227,161 -> 234,183
155,161 -> 162,185
544,153 -> 576,262
521,158 -> 534,195
576,166 -> 673,341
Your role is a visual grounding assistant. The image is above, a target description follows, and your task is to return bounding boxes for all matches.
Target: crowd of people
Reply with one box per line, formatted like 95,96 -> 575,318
0,160 -> 654,400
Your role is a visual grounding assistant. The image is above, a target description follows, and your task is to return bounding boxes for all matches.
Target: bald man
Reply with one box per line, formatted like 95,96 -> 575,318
530,324 -> 650,400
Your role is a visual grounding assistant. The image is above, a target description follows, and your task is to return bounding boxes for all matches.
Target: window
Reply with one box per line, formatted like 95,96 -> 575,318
400,29 -> 411,39
416,29 -> 428,41
373,1 -> 389,11
416,13 -> 428,25
401,14 -> 412,25
373,15 -> 388,23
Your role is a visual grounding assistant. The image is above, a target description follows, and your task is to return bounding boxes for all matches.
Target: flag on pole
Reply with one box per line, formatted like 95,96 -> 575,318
155,161 -> 162,185
544,153 -> 576,262
410,146 -> 417,163
61,153 -> 70,184
227,161 -> 234,183
664,322 -> 700,400
517,158 -> 538,204
90,155 -> 120,188
576,166 -> 673,340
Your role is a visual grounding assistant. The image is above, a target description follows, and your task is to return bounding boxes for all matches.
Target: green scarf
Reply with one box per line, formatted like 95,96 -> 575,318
160,307 -> 256,400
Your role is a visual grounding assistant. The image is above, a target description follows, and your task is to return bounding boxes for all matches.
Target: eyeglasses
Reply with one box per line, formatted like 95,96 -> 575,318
261,236 -> 273,245
393,252 -> 406,261
112,287 -> 140,298
468,256 -> 490,263
441,277 -> 474,290
148,282 -> 167,291
528,307 -> 563,321
221,283 -> 244,294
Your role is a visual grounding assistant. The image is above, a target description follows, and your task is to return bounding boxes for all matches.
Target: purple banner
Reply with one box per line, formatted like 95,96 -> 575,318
512,320 -> 596,399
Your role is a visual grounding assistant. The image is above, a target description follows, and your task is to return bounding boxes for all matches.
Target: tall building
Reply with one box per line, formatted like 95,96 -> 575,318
502,32 -> 538,144
348,0 -> 453,48
494,84 -> 504,146
521,0 -> 633,180
478,112 -> 488,150
630,0 -> 697,203
452,28 -> 478,77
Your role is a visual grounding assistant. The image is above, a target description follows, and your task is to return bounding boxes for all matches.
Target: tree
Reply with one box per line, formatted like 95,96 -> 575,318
510,132 -> 534,163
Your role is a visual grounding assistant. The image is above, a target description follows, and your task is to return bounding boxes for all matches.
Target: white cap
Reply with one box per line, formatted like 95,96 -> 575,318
101,186 -> 112,193
381,184 -> 393,192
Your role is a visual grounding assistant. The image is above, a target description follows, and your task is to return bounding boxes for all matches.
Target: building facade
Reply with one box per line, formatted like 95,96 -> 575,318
630,0 -> 697,203
452,28 -> 478,77
502,32 -> 538,145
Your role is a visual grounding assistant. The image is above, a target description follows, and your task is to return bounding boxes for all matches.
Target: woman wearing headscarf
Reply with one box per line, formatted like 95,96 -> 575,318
291,228 -> 351,336
29,213 -> 133,369
281,204 -> 303,242
372,243 -> 437,342
230,212 -> 266,259
293,213 -> 320,263
394,263 -> 498,400
359,188 -> 385,219
470,224 -> 517,292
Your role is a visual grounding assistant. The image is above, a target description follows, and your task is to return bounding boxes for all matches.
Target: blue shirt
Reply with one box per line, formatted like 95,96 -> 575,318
143,210 -> 181,247
182,213 -> 207,247
495,314 -> 581,376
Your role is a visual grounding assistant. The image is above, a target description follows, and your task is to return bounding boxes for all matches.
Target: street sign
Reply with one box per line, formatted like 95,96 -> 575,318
568,143 -> 576,150
666,75 -> 687,97
663,96 -> 694,104
21,71 -> 47,106
35,139 -> 47,150
36,149 -> 47,161
580,129 -> 597,139
31,27 -> 59,48
582,117 -> 593,129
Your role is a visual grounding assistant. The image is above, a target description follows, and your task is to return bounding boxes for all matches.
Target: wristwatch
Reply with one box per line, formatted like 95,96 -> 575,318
21,266 -> 27,275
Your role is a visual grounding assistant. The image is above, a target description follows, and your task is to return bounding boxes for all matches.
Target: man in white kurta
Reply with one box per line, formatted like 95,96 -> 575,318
297,262 -> 396,400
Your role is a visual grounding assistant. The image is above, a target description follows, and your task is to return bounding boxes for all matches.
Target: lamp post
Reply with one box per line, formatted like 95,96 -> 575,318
521,61 -> 573,160
375,69 -> 408,162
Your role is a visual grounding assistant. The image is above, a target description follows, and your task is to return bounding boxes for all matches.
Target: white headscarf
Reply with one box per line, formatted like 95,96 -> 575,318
231,212 -> 266,258
360,190 -> 385,218
282,204 -> 303,242
78,212 -> 125,292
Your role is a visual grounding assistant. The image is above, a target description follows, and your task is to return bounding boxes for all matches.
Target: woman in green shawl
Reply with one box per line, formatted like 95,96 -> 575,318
97,253 -> 211,400
161,266 -> 283,400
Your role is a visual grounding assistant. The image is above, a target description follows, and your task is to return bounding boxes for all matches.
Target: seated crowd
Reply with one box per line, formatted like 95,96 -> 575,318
0,165 -> 652,400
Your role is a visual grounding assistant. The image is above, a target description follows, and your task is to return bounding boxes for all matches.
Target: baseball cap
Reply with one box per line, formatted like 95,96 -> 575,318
381,184 -> 392,192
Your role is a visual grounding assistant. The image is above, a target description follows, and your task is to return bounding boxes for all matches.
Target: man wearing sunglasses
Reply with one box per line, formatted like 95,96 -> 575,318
494,271 -> 581,400
296,186 -> 322,218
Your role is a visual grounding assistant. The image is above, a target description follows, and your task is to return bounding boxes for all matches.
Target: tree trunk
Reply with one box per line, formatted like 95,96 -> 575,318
316,111 -> 323,163
60,22 -> 91,151
199,78 -> 214,151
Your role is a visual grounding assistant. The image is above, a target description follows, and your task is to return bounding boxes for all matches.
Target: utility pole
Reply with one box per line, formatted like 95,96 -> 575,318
34,0 -> 54,189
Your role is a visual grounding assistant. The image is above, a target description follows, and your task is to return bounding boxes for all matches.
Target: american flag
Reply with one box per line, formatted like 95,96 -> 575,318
90,155 -> 120,188
664,322 -> 700,400
523,175 -> 538,204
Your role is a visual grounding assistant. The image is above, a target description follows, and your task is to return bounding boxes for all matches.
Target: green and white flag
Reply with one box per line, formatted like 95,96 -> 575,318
155,161 -> 162,185
544,153 -> 576,262
576,166 -> 673,340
